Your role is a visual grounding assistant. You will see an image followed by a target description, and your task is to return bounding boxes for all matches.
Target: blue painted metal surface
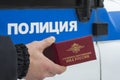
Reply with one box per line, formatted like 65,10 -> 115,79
0,8 -> 120,44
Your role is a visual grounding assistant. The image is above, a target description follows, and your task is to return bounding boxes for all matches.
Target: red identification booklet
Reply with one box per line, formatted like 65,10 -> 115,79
43,35 -> 96,66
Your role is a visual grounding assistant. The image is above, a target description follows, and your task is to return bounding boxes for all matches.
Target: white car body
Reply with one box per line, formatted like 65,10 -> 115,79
44,0 -> 120,80
19,0 -> 120,80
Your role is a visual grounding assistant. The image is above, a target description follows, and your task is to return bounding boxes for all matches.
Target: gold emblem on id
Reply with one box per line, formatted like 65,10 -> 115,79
67,43 -> 85,53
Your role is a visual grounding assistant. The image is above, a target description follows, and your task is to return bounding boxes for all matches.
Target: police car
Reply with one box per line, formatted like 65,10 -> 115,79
0,0 -> 120,80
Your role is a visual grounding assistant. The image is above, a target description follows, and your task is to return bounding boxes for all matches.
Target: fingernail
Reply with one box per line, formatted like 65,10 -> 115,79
50,36 -> 56,42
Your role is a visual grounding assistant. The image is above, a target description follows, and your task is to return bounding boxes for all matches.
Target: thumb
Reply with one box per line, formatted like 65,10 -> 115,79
39,36 -> 55,51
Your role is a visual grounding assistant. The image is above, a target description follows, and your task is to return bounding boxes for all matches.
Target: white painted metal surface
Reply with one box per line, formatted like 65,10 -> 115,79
18,1 -> 120,80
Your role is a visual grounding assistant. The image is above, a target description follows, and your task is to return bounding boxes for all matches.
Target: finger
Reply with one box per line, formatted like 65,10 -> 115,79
47,72 -> 56,77
38,36 -> 55,50
42,72 -> 56,78
50,63 -> 67,74
42,56 -> 66,75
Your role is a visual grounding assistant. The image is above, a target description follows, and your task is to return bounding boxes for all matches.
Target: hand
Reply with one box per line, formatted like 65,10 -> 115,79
25,36 -> 66,80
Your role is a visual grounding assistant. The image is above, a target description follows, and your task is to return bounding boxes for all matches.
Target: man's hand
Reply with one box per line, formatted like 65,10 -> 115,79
25,36 -> 66,80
